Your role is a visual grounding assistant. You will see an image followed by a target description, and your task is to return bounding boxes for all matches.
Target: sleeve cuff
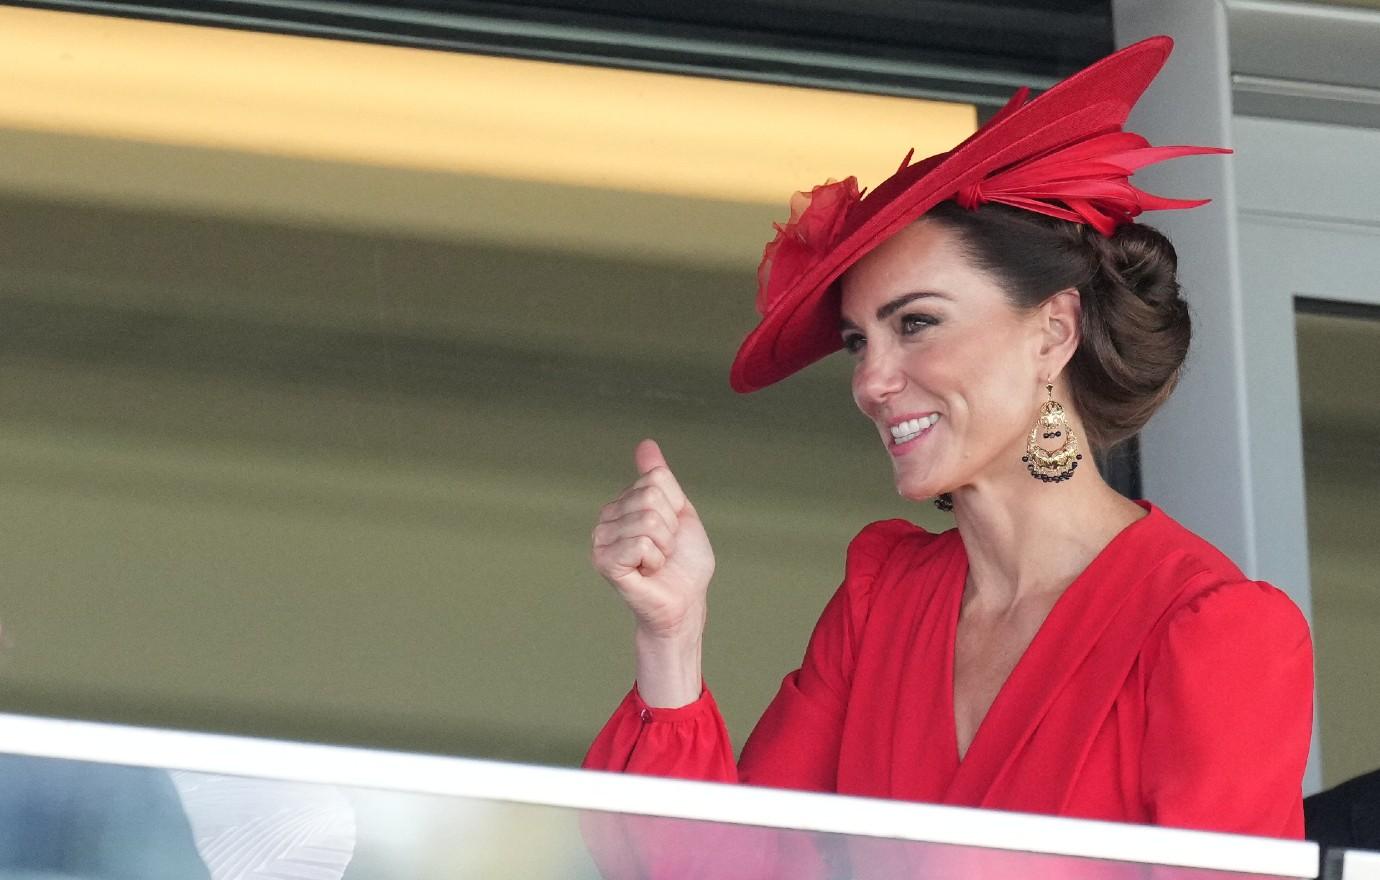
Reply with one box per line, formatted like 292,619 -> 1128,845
629,682 -> 718,723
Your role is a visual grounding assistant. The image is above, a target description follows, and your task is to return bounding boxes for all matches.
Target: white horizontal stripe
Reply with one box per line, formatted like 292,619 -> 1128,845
0,712 -> 1316,877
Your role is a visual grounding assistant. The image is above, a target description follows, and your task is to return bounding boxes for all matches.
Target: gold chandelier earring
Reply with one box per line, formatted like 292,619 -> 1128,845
1023,384 -> 1082,483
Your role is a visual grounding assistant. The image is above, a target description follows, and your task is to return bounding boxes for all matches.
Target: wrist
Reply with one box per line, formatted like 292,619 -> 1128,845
636,600 -> 707,646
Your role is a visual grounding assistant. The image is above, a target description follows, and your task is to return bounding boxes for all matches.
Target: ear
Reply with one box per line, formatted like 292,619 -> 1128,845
1037,287 -> 1082,376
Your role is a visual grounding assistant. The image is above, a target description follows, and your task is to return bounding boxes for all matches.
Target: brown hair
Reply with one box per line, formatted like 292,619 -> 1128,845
921,200 -> 1190,450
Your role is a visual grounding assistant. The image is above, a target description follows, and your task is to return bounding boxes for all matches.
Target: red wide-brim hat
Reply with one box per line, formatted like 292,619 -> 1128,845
729,35 -> 1228,393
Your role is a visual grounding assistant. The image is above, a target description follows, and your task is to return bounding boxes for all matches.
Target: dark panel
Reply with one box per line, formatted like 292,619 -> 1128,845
7,0 -> 1112,106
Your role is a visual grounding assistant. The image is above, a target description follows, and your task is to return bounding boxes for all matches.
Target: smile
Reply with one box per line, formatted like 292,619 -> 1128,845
887,413 -> 940,454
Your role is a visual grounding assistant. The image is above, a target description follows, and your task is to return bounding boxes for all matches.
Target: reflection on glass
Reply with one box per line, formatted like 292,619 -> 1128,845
0,755 -> 209,879
0,750 -> 1309,880
170,772 -> 356,880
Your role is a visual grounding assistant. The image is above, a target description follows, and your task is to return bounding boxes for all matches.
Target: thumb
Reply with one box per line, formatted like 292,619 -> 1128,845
633,437 -> 669,476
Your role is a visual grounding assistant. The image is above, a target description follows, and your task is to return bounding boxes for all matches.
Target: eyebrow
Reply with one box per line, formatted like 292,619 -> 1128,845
838,291 -> 949,331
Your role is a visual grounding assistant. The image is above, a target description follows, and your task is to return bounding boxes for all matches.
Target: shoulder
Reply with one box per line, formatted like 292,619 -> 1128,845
1132,504 -> 1312,667
1162,578 -> 1311,652
1150,578 -> 1311,683
813,519 -> 945,641
837,518 -> 951,607
843,518 -> 943,575
1133,502 -> 1251,586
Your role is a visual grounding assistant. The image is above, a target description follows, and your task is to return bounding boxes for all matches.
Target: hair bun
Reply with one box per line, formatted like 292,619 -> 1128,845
1072,222 -> 1191,446
1102,223 -> 1180,308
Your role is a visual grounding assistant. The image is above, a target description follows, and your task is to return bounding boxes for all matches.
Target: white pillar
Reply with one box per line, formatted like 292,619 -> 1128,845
1112,0 -> 1322,793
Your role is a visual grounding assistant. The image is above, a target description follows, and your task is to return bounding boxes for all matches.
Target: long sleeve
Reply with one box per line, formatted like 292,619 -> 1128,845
1140,580 -> 1314,838
578,520 -> 916,880
581,518 -> 916,788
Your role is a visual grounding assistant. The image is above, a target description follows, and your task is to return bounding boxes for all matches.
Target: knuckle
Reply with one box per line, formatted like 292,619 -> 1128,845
643,468 -> 669,489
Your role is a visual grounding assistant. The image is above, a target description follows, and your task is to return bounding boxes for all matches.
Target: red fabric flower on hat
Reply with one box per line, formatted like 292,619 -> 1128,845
756,176 -> 862,316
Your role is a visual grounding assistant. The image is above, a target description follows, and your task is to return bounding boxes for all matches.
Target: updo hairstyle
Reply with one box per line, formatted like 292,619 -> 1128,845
921,200 -> 1190,451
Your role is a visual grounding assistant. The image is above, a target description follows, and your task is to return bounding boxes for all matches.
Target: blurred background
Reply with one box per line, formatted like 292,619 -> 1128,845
0,0 -> 1374,794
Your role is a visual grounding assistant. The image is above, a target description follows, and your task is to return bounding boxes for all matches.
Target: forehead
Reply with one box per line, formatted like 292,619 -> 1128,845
838,219 -> 1000,320
841,220 -> 965,299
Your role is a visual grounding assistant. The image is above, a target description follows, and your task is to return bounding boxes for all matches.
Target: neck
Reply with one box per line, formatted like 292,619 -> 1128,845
948,459 -> 1147,611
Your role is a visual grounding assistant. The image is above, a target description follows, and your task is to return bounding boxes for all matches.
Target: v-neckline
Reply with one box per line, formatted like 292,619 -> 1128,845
944,500 -> 1156,769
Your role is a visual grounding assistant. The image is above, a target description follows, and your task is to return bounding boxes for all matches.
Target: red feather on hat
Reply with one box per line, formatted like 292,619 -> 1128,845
955,130 -> 1231,236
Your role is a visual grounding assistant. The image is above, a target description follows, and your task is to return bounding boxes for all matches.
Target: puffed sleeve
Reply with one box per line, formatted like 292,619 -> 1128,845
738,518 -> 916,790
581,518 -> 916,789
1141,580 -> 1314,838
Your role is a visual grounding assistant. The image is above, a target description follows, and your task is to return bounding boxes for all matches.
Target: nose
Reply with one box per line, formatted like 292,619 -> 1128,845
852,341 -> 906,408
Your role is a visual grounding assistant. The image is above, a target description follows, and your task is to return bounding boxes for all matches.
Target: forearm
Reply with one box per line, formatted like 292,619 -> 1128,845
634,604 -> 706,708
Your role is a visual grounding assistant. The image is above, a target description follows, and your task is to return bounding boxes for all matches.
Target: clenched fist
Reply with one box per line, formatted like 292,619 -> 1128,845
591,439 -> 715,643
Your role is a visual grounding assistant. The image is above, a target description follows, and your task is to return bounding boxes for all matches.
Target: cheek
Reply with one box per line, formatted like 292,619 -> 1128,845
899,333 -> 979,397
965,360 -> 1040,444
938,333 -> 1035,428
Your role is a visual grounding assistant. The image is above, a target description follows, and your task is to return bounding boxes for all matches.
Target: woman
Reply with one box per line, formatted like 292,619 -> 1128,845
583,36 -> 1313,840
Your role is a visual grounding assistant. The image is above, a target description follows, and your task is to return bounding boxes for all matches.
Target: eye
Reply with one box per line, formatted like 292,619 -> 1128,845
842,332 -> 865,355
900,313 -> 939,334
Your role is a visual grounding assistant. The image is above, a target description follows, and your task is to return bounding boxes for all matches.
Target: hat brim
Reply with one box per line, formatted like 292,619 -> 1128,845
729,35 -> 1174,393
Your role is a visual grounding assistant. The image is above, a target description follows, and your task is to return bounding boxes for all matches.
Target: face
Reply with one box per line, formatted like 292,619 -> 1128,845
839,219 -> 1062,501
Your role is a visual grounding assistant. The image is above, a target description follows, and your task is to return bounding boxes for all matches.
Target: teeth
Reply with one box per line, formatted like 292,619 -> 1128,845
889,414 -> 939,443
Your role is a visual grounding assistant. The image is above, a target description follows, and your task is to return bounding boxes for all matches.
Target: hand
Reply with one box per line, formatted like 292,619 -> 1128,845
591,439 -> 715,641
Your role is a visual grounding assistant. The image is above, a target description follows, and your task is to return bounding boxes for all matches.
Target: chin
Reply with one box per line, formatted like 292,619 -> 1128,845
893,472 -> 945,503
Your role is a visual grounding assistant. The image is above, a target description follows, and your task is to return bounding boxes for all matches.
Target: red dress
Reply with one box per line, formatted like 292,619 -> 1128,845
583,501 -> 1314,840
